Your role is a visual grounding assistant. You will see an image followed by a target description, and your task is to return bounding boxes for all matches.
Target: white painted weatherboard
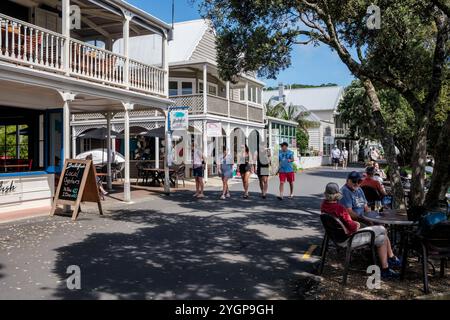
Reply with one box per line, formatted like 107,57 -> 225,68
0,174 -> 54,214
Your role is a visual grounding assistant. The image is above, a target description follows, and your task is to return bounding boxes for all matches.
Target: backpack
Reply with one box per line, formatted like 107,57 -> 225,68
419,212 -> 448,235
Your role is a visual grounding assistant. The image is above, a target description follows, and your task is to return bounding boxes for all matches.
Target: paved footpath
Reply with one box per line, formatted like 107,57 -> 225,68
0,167 -> 352,299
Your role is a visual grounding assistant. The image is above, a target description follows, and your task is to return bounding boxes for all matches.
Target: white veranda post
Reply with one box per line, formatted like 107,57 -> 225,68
164,111 -> 170,194
155,137 -> 160,169
59,91 -> 76,161
62,0 -> 70,75
59,91 -> 75,213
202,63 -> 208,182
122,102 -> 134,202
106,112 -> 113,191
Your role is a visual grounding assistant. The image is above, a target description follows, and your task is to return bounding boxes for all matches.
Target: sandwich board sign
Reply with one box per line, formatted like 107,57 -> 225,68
50,159 -> 103,221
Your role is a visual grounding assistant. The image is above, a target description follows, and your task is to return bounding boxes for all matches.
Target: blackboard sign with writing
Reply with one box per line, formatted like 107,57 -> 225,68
51,159 -> 103,220
58,161 -> 87,201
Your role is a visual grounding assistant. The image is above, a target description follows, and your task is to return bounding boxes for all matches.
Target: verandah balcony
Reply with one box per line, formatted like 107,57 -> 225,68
0,13 -> 166,97
170,94 -> 264,123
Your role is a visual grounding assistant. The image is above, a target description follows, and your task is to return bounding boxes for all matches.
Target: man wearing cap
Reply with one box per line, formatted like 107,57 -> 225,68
331,145 -> 341,170
321,182 -> 401,278
278,142 -> 295,200
340,171 -> 372,225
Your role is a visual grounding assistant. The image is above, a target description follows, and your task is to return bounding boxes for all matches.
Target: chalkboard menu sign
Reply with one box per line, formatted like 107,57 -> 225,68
51,159 -> 103,220
58,161 -> 87,201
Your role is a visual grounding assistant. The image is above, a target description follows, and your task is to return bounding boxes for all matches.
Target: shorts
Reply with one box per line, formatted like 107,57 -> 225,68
279,172 -> 295,183
193,166 -> 204,178
332,157 -> 340,164
239,163 -> 252,175
339,225 -> 387,248
220,164 -> 233,179
257,165 -> 270,177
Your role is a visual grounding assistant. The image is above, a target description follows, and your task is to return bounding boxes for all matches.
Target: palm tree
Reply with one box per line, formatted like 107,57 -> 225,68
278,103 -> 319,131
264,98 -> 285,118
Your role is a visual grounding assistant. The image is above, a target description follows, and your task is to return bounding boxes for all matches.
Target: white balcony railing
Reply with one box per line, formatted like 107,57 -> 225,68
70,39 -> 125,85
169,94 -> 264,123
335,128 -> 347,136
0,13 -> 166,97
0,13 -> 66,72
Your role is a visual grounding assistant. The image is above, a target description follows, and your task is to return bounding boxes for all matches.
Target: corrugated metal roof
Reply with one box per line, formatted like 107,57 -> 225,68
263,86 -> 344,111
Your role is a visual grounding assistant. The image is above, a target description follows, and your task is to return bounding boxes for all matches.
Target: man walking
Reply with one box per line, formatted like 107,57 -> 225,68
278,142 -> 295,200
331,145 -> 341,170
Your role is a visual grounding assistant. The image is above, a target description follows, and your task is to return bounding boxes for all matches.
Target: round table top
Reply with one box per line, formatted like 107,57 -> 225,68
362,209 -> 416,226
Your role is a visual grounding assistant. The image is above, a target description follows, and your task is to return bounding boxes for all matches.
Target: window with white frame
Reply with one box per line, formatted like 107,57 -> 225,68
239,88 -> 245,101
199,81 -> 218,96
168,78 -> 196,96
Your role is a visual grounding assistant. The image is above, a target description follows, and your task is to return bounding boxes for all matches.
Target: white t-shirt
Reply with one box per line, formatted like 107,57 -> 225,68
331,148 -> 341,159
342,150 -> 349,159
193,149 -> 203,168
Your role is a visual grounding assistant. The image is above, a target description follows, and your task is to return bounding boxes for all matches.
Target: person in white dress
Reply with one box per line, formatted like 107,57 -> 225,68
341,147 -> 349,169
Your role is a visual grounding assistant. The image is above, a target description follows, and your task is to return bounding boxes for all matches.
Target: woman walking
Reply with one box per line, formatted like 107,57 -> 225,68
192,144 -> 205,199
239,145 -> 253,199
219,146 -> 233,200
257,148 -> 271,199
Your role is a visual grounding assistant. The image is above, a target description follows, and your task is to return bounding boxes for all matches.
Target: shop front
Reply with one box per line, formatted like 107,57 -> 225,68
0,106 -> 63,214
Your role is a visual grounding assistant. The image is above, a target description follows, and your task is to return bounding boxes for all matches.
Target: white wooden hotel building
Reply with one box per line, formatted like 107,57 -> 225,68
71,19 -> 266,180
0,0 -> 172,214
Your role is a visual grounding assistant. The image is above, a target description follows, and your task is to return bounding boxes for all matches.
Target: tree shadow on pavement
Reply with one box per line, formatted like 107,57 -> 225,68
306,169 -> 357,180
50,194 -> 324,300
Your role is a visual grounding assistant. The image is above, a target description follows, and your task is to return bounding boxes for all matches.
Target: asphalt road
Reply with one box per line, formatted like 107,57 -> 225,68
0,167 -> 352,299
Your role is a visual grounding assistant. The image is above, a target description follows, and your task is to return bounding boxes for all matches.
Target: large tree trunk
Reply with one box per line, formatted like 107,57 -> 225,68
363,80 -> 406,209
410,115 -> 429,207
425,113 -> 450,208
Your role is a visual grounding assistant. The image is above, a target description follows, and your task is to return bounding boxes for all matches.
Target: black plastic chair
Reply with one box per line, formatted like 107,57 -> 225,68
135,161 -> 149,185
319,213 -> 377,285
173,164 -> 186,188
361,185 -> 382,210
401,221 -> 450,293
111,162 -> 123,182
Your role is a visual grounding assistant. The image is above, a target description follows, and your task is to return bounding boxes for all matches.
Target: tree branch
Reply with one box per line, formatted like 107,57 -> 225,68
431,0 -> 450,17
424,11 -> 449,115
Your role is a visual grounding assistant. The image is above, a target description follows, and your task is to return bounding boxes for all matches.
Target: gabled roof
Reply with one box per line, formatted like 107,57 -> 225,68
168,19 -> 210,64
113,19 -> 210,66
263,86 -> 344,112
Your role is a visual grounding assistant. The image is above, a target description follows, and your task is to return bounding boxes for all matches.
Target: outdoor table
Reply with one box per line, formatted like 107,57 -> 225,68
142,168 -> 176,187
363,209 -> 417,256
363,209 -> 415,226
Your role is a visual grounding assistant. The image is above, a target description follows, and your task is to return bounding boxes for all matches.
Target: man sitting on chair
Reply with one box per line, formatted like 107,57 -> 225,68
321,182 -> 401,279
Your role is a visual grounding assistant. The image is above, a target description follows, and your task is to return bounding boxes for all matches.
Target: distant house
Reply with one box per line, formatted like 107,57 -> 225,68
263,84 -> 358,163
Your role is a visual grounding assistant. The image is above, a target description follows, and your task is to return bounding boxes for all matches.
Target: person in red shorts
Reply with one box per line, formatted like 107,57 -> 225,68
277,142 -> 295,200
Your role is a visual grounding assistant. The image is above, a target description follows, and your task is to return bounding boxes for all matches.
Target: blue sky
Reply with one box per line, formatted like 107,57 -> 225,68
128,0 -> 355,88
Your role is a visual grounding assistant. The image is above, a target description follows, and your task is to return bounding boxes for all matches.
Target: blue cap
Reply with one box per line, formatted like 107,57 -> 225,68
348,171 -> 362,182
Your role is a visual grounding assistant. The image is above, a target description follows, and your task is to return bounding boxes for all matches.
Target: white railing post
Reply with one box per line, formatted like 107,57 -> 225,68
62,0 -> 71,75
